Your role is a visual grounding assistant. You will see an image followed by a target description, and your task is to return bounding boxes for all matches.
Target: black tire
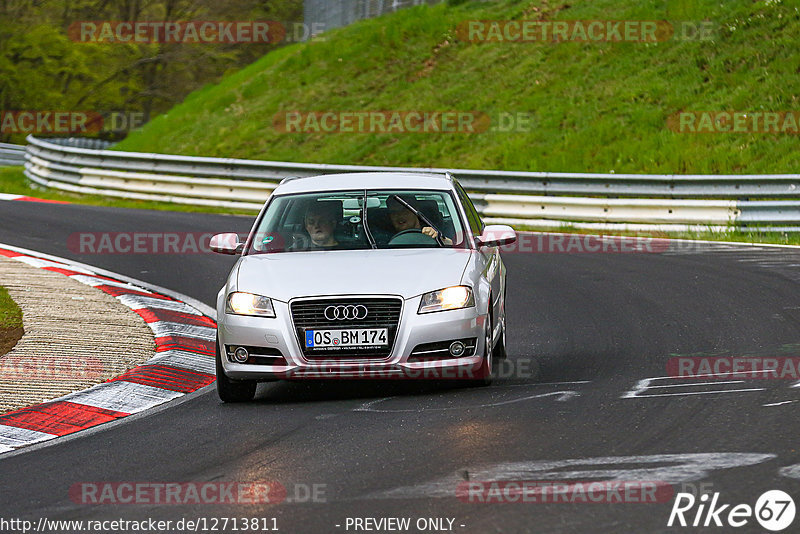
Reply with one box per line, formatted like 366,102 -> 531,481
494,307 -> 508,360
216,335 -> 257,403
468,305 -> 494,387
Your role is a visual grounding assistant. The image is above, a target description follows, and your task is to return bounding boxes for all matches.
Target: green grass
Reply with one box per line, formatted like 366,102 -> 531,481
114,0 -> 800,175
0,285 -> 22,330
0,166 -> 254,215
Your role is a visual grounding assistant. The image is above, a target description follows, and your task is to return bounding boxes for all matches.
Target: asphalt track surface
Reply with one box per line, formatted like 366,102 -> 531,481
1,201 -> 800,533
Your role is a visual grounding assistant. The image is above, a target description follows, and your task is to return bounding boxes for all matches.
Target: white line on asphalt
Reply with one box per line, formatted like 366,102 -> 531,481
622,376 -> 767,398
354,390 -> 579,413
763,400 -> 798,407
631,389 -> 765,398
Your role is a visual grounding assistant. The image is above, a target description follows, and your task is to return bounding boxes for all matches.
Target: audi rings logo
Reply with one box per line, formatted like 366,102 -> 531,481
324,305 -> 368,321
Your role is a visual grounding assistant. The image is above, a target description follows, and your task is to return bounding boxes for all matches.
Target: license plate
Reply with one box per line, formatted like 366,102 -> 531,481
305,328 -> 388,348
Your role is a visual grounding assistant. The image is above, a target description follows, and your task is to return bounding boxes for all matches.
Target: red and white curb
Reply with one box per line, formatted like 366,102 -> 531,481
0,244 -> 216,455
0,193 -> 69,204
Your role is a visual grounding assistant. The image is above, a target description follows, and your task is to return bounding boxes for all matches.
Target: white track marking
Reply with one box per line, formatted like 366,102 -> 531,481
498,381 -> 591,388
116,294 -> 201,314
0,425 -> 56,447
365,453 -> 776,500
143,350 -> 215,374
622,376 -> 767,398
763,400 -> 798,407
645,380 -> 746,389
69,274 -> 152,292
60,381 -> 182,414
354,390 -> 579,413
779,464 -> 800,479
148,321 -> 216,341
632,389 -> 765,398
13,256 -> 94,274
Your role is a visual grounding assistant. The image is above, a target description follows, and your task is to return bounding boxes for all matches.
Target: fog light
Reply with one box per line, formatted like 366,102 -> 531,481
233,347 -> 249,363
449,341 -> 466,357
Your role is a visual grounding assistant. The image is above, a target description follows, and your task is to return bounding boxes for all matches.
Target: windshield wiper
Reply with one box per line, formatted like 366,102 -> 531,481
390,194 -> 445,247
362,191 -> 377,249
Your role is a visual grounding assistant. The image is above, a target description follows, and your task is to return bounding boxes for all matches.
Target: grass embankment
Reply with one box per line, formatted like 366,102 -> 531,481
0,284 -> 23,356
115,0 -> 798,175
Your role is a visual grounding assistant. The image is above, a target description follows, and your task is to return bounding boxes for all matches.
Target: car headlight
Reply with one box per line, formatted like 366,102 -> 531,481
418,286 -> 474,314
226,292 -> 276,317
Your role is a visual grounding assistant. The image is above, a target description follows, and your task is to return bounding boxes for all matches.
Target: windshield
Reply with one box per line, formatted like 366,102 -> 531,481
246,189 -> 467,254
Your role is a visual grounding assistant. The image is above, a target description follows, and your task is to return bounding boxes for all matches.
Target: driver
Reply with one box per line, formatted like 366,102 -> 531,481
386,196 -> 452,245
303,201 -> 340,249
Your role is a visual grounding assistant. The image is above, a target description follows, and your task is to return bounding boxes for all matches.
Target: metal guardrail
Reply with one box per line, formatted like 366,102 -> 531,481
0,143 -> 26,167
22,135 -> 800,232
43,137 -> 113,150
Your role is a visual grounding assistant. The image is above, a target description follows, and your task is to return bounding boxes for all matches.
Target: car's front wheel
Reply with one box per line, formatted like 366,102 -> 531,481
215,334 -> 257,402
469,307 -> 494,387
494,306 -> 508,360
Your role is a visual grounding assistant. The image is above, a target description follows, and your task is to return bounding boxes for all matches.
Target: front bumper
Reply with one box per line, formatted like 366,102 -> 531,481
217,295 -> 487,381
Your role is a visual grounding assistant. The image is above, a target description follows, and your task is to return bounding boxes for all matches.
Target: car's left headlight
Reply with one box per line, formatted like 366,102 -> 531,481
226,292 -> 276,317
418,286 -> 474,314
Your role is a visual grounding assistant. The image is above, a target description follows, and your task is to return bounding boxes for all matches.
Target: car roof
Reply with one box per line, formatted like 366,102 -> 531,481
272,172 -> 455,195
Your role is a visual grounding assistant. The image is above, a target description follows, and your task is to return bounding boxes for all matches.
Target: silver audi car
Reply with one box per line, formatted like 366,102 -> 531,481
210,172 -> 516,402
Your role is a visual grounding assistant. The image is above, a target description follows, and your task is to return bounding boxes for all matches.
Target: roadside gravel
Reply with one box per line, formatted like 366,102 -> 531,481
0,256 -> 154,413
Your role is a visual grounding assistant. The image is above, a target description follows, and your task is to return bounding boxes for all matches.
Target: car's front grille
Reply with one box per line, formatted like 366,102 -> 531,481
290,297 -> 402,360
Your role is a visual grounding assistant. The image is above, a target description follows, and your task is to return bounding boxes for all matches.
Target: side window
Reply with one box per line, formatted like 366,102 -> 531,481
455,182 -> 483,236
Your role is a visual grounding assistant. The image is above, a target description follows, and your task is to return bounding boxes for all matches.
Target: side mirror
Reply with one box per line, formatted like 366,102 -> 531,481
210,233 -> 244,255
475,225 -> 516,248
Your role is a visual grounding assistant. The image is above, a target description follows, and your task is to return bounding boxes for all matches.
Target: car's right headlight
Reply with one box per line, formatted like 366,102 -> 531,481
418,286 -> 475,314
226,292 -> 276,317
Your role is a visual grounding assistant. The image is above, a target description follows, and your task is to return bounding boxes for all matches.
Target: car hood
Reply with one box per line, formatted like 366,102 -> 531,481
235,248 -> 472,301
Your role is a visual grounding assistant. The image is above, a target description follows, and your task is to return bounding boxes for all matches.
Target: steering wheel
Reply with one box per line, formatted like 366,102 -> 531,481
388,229 -> 437,246
393,229 -> 424,238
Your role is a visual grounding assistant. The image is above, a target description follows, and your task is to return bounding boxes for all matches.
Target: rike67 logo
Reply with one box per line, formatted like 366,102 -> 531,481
668,490 -> 795,531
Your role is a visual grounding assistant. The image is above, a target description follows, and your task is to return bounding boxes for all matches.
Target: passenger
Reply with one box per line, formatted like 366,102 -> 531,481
386,196 -> 452,245
303,201 -> 340,249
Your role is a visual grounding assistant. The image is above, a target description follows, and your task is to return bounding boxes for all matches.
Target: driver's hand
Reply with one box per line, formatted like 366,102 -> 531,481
421,226 -> 437,239
422,227 -> 453,245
